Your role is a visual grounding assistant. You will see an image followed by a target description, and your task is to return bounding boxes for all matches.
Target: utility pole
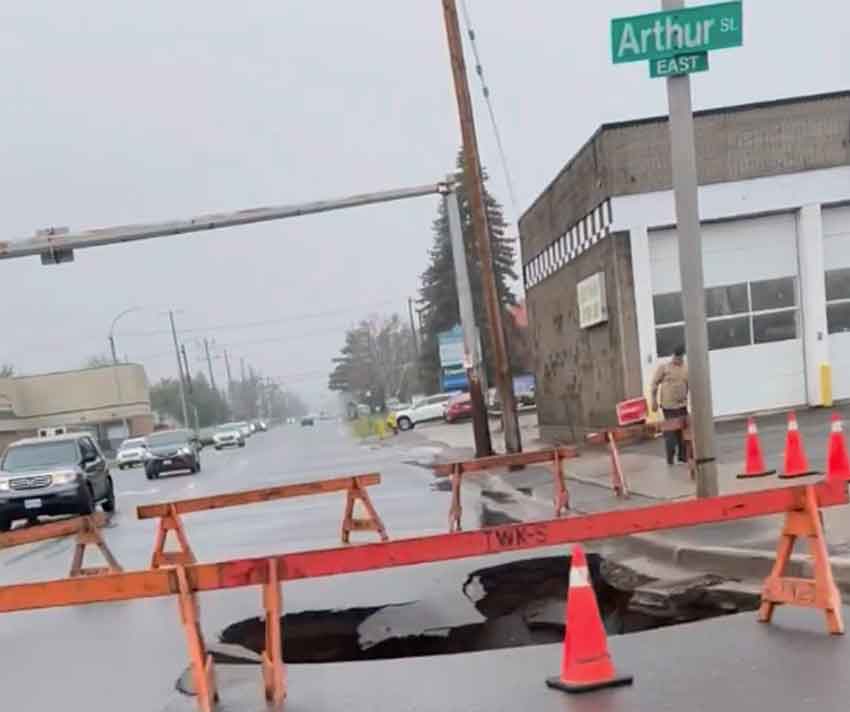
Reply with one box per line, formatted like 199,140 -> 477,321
445,184 -> 492,457
407,297 -> 420,357
181,344 -> 200,432
223,348 -> 234,404
109,336 -> 118,365
661,0 -> 718,498
204,338 -> 218,393
169,310 -> 190,428
441,0 -> 521,453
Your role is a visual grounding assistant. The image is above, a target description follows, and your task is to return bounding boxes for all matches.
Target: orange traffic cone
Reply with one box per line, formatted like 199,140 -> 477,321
827,413 -> 850,483
737,417 -> 775,479
546,545 -> 632,694
779,411 -> 818,479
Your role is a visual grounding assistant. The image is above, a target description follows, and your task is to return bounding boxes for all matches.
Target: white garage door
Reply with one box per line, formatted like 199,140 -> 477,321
649,213 -> 804,417
824,206 -> 850,400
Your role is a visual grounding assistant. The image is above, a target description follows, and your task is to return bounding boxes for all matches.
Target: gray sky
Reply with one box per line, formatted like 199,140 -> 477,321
1,1 -> 847,408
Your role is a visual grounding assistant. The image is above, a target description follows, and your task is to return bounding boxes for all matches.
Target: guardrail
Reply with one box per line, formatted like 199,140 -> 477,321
137,473 -> 387,568
0,512 -> 121,577
433,447 -> 578,531
0,480 -> 845,710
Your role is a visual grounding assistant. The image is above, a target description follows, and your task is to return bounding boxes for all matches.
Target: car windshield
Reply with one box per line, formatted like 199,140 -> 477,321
120,438 -> 146,450
2,441 -> 79,471
217,426 -> 238,432
146,431 -> 191,447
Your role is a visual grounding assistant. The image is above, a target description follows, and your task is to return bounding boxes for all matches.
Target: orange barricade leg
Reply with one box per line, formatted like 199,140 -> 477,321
759,484 -> 844,634
151,504 -> 197,569
607,434 -> 629,498
449,463 -> 464,533
261,559 -> 286,706
551,449 -> 570,516
176,566 -> 219,712
340,477 -> 389,544
68,515 -> 123,578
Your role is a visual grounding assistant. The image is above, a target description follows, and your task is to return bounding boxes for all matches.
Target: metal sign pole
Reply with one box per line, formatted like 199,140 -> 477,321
662,0 -> 719,498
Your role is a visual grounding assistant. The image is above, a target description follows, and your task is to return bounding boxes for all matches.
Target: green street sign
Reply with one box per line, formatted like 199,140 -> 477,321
611,1 -> 742,64
649,51 -> 709,78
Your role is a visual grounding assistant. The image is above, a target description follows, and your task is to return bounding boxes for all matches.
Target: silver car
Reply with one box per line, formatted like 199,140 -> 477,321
116,437 -> 148,469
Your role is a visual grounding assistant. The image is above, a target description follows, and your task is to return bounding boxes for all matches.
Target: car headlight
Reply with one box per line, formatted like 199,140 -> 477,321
52,471 -> 78,485
0,477 -> 10,492
178,447 -> 191,456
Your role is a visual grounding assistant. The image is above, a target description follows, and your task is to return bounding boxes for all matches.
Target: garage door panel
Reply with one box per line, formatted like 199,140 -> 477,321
709,342 -> 805,417
650,213 -> 803,416
823,205 -> 850,401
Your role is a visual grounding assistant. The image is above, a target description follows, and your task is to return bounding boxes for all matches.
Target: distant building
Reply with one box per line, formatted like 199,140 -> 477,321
0,364 -> 153,453
519,91 -> 850,441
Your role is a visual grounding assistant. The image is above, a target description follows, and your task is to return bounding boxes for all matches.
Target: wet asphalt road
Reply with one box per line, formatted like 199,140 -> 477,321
0,422 -> 478,711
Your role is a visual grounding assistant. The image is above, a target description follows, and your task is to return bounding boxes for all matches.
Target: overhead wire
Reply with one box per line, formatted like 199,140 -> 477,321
459,0 -> 520,228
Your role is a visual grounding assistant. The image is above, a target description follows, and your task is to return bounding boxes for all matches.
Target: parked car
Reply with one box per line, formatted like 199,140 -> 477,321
198,427 -> 218,448
116,437 -> 148,469
143,429 -> 201,479
394,393 -> 455,431
444,393 -> 473,423
235,422 -> 253,439
0,432 -> 116,531
213,426 -> 245,450
255,420 -> 268,432
301,416 -> 315,426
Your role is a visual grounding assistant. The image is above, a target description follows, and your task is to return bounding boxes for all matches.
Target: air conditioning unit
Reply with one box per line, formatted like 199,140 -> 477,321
38,426 -> 67,438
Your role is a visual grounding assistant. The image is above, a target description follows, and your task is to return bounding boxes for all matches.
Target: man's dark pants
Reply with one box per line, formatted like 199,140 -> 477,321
662,406 -> 688,465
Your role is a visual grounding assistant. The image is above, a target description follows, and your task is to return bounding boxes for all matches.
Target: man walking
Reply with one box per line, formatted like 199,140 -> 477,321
651,345 -> 689,466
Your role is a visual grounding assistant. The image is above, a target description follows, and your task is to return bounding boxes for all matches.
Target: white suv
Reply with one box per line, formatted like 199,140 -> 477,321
395,394 -> 454,431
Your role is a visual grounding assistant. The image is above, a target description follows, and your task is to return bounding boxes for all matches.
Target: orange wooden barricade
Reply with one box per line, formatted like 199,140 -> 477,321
433,447 -> 578,532
0,480 -> 846,709
137,474 -> 388,569
0,512 -> 121,577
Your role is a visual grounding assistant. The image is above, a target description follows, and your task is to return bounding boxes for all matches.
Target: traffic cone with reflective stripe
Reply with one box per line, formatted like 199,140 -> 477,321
779,411 -> 818,479
737,417 -> 775,479
827,413 -> 850,483
546,545 -> 632,694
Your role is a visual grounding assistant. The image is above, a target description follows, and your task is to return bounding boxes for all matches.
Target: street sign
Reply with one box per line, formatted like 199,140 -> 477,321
649,51 -> 709,77
611,1 -> 742,64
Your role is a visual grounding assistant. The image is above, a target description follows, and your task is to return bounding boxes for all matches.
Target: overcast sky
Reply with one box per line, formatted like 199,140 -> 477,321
1,1 -> 847,408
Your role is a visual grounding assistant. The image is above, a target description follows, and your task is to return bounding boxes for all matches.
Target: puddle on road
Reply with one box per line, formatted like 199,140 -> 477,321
217,552 -> 760,665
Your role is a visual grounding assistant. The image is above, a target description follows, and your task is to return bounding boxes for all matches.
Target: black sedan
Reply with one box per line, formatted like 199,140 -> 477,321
144,429 -> 201,479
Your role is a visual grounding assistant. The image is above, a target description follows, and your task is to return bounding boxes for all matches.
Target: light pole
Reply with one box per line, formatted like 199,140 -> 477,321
108,307 -> 141,364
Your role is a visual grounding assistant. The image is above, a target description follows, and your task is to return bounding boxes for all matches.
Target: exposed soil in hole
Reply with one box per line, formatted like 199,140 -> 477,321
217,554 -> 761,665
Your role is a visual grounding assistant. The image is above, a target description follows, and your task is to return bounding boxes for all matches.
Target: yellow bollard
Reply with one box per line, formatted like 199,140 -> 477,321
820,363 -> 833,407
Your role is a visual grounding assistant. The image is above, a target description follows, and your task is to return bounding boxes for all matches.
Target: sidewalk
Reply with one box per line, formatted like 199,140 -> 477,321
411,406 -> 850,589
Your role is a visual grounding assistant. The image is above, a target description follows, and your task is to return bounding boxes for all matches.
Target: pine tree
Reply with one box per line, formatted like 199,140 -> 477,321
418,150 -> 517,391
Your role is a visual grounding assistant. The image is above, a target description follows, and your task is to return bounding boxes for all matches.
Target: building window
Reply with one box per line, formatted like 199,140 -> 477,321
708,316 -> 751,350
705,283 -> 748,317
826,268 -> 850,334
750,277 -> 796,311
656,324 -> 685,358
653,276 -> 799,357
653,292 -> 684,325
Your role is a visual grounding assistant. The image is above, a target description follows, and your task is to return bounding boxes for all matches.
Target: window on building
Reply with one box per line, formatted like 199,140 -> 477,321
826,267 -> 850,302
656,324 -> 685,358
653,276 -> 799,356
708,316 -> 751,350
653,292 -> 683,325
705,283 -> 749,317
826,268 -> 850,334
750,277 -> 796,311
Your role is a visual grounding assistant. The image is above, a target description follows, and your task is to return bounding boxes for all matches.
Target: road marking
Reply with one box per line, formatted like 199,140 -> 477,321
118,489 -> 160,496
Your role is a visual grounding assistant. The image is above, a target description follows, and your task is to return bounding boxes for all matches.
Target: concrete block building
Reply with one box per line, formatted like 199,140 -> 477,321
0,364 -> 153,452
519,91 -> 850,442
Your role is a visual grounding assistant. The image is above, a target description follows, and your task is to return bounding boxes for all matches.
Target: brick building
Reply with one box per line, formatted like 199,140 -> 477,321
519,91 -> 850,442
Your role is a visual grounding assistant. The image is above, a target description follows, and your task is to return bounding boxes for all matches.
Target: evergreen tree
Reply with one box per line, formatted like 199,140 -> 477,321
418,149 -> 517,391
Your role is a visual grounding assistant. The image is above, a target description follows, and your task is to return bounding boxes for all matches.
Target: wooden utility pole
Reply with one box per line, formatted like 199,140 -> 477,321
440,0 -> 521,453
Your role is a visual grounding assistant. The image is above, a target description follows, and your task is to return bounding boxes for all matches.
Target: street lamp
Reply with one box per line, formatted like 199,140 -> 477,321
108,307 -> 141,364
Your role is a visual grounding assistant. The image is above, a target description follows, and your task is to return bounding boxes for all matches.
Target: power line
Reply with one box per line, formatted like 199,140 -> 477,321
117,299 -> 399,338
459,0 -> 520,227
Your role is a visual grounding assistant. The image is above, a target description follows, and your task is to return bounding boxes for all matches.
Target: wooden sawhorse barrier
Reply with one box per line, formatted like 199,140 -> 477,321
0,512 -> 122,577
433,447 -> 578,532
0,480 -> 846,711
137,473 -> 388,569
